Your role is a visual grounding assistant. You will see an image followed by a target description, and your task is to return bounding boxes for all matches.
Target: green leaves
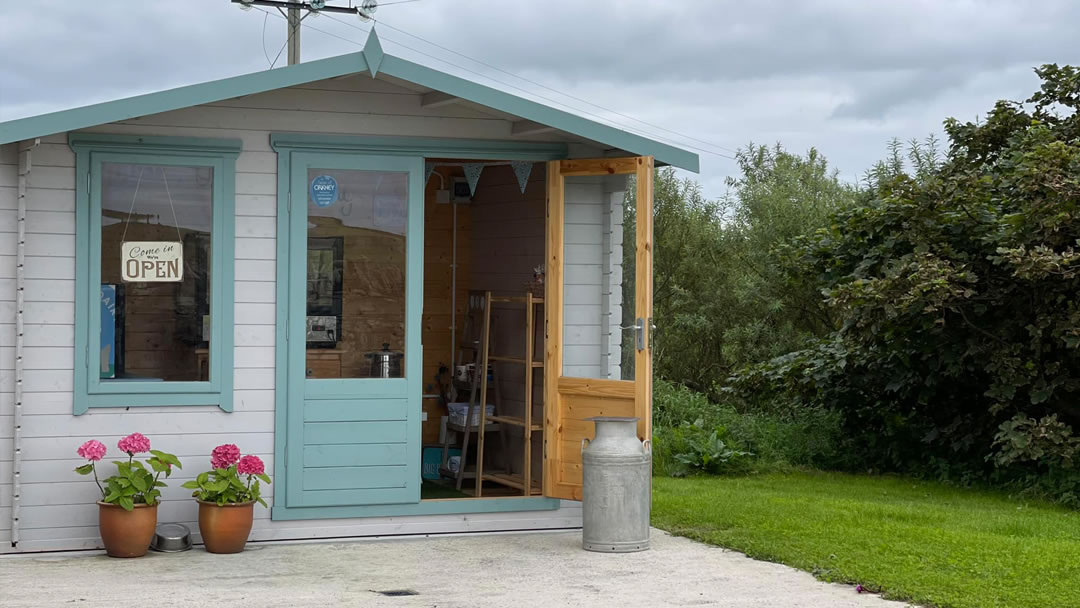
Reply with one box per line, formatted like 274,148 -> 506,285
94,450 -> 182,510
131,474 -> 148,493
644,149 -> 857,403
183,462 -> 270,507
721,67 -> 1080,504
150,450 -> 182,469
74,463 -> 95,475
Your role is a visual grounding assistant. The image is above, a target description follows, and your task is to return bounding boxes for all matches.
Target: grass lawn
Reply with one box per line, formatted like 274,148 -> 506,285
652,471 -> 1080,608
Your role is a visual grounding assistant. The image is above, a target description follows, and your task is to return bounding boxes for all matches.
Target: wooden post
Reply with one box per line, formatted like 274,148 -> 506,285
543,161 -> 564,497
287,6 -> 301,65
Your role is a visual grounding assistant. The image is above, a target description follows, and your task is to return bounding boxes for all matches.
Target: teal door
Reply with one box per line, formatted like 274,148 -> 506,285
284,152 -> 423,508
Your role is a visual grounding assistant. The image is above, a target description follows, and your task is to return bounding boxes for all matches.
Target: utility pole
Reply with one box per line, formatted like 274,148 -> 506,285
232,1 -> 377,66
287,5 -> 301,65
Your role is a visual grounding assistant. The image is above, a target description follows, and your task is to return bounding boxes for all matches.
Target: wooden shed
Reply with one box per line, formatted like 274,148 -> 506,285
0,30 -> 698,552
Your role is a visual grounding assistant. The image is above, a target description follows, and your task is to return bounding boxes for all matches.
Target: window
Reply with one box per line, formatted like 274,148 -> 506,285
304,167 -> 408,378
70,135 -> 240,414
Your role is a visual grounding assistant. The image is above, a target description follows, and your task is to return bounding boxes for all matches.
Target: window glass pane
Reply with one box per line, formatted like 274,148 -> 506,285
305,168 -> 408,379
562,176 -> 635,380
100,163 -> 213,382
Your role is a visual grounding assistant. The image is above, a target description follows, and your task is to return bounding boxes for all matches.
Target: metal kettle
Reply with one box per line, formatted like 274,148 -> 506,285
366,342 -> 403,378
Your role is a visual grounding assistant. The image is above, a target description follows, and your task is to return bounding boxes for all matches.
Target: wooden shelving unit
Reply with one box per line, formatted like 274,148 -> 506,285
475,291 -> 544,497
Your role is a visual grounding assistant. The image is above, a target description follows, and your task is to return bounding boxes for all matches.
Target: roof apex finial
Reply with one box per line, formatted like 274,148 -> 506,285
362,27 -> 384,77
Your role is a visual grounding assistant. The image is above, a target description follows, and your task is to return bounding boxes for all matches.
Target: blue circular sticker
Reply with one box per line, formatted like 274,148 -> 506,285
310,175 -> 339,208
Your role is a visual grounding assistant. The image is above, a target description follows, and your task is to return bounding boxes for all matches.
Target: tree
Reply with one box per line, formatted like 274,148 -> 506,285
727,66 -> 1080,497
639,145 -> 856,397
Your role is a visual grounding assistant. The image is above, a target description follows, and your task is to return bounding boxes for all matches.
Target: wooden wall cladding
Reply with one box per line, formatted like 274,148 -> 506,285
420,167 -> 471,444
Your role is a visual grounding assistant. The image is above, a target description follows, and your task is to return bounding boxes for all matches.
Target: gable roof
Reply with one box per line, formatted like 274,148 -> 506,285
0,30 -> 698,172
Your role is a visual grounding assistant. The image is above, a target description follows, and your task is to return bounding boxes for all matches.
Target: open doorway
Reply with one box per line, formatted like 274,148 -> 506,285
419,160 -> 548,499
419,159 -> 638,500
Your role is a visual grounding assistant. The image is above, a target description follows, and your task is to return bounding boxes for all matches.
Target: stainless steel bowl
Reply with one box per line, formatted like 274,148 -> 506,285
150,523 -> 192,552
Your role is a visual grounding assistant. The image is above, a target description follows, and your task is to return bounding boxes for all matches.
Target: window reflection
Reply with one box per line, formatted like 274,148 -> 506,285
305,169 -> 408,379
100,163 -> 213,382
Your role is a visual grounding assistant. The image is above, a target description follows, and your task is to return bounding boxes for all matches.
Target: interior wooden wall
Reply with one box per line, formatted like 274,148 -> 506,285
469,163 -> 547,479
420,166 -> 471,445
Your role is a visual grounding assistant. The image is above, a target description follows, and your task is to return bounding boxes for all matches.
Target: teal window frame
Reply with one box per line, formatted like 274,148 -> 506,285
69,134 -> 241,415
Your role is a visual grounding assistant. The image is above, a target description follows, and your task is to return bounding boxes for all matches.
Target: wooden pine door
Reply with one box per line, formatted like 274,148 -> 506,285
543,157 -> 654,500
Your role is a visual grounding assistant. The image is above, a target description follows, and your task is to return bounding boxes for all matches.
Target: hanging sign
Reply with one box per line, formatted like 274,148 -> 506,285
121,241 -> 184,282
309,175 -> 339,207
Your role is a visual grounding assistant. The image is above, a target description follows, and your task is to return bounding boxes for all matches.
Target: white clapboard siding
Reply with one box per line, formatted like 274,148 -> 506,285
0,75 -> 588,553
0,390 -> 274,417
235,193 -> 277,217
601,190 -> 626,379
234,237 -> 276,260
235,280 -> 276,304
561,178 -> 627,379
0,187 -> 73,212
8,503 -> 583,552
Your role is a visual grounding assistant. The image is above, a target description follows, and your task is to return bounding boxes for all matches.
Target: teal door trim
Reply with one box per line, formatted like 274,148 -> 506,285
284,151 -> 423,509
272,136 -> 560,520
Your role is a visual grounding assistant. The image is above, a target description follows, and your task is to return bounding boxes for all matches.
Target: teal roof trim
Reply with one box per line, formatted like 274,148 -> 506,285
363,28 -> 385,77
0,30 -> 698,172
377,52 -> 699,172
0,52 -> 368,146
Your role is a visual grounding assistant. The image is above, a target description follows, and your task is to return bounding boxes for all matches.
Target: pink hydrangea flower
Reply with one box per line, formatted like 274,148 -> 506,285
117,432 -> 151,455
211,444 -> 241,469
237,455 -> 265,476
77,439 -> 107,462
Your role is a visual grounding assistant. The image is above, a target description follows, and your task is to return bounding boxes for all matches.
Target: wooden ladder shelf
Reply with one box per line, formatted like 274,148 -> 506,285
475,291 -> 544,497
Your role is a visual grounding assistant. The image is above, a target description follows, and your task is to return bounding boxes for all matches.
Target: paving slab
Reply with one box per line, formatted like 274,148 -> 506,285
0,528 -> 909,607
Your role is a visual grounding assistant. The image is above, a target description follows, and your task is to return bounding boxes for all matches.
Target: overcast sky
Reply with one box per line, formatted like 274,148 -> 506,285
1,0 -> 1074,198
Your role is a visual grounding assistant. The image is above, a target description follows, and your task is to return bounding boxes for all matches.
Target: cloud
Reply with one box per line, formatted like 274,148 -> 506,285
0,0 -> 1068,199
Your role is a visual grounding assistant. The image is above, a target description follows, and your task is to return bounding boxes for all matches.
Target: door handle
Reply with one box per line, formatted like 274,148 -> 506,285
619,318 -> 646,351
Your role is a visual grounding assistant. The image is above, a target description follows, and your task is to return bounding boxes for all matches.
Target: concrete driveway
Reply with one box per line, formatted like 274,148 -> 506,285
0,529 -> 908,607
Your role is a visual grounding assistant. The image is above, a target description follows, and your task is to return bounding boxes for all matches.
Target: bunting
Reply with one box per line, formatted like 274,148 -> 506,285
510,161 -> 533,194
463,163 -> 485,196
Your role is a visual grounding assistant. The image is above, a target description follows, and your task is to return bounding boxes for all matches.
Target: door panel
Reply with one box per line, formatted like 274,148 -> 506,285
285,152 -> 423,508
544,157 -> 653,501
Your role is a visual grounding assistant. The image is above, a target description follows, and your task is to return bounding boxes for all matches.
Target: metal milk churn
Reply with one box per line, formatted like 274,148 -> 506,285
581,416 -> 651,552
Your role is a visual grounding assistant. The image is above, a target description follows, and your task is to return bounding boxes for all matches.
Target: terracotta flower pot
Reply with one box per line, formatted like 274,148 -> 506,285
198,500 -> 255,554
98,501 -> 158,558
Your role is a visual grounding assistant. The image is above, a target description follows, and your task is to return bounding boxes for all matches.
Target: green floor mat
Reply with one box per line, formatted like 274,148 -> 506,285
421,481 -> 470,500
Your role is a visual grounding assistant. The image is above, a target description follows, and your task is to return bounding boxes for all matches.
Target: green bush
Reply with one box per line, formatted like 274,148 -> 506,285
724,66 -> 1080,506
653,423 -> 752,477
652,379 -> 845,476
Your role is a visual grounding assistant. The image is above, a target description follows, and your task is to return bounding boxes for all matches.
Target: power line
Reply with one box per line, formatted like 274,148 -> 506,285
315,10 -> 738,160
252,6 -> 737,161
253,6 -> 368,48
374,17 -> 741,156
